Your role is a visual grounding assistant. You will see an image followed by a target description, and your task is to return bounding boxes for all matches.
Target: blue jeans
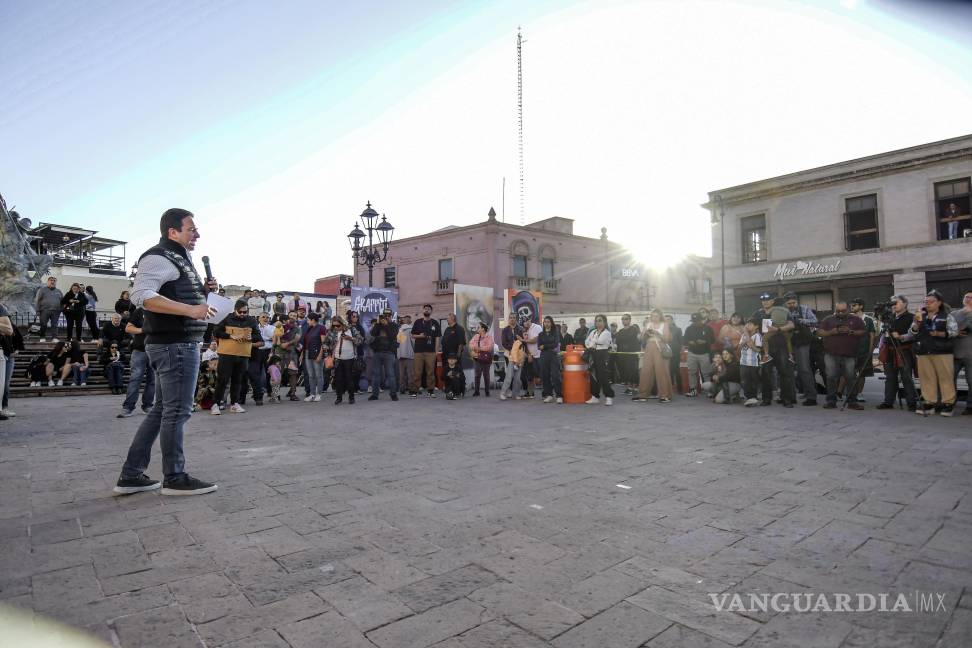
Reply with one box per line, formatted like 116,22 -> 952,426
122,349 -> 156,412
71,363 -> 89,385
2,351 -> 13,408
371,352 -> 396,396
107,362 -> 125,390
306,359 -> 324,396
120,342 -> 199,479
825,354 -> 857,404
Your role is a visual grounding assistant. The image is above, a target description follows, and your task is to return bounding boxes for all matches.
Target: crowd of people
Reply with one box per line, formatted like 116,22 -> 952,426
5,283 -> 971,422
0,270 -> 967,425
76,287 -> 960,418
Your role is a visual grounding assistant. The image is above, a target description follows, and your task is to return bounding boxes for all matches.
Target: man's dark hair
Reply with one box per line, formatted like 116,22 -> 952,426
160,208 -> 193,237
234,299 -> 248,310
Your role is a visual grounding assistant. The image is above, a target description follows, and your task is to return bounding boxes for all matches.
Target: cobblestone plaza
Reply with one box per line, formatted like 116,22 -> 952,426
1,390 -> 970,647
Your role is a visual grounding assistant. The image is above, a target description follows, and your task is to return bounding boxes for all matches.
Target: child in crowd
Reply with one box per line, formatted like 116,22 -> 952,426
194,357 -> 219,411
739,318 -> 763,407
444,356 -> 465,400
267,355 -> 283,403
713,349 -> 741,404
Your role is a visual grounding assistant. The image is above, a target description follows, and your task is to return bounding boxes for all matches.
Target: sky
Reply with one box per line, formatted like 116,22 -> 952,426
2,0 -> 971,290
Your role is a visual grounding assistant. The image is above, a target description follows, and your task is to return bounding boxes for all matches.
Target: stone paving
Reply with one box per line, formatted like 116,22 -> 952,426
0,387 -> 971,647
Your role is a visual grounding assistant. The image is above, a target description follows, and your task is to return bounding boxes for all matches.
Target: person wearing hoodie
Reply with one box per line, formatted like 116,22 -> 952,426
396,315 -> 414,394
212,300 -> 263,414
683,312 -> 715,397
368,310 -> 399,401
34,276 -> 64,342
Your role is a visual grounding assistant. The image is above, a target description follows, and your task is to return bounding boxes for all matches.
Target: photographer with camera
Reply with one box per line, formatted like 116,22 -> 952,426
876,296 -> 918,411
818,302 -> 866,410
906,290 -> 958,417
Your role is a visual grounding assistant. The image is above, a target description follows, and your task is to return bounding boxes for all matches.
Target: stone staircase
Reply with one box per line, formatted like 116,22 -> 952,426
9,335 -> 139,398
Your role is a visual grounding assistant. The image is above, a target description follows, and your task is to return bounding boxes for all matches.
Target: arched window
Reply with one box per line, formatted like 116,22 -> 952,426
538,245 -> 556,280
511,241 -> 529,278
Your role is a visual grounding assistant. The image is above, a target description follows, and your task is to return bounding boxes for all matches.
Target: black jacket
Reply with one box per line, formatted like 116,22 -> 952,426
913,311 -> 953,355
537,329 -> 560,354
684,323 -> 714,355
61,291 -> 87,316
368,322 -> 397,354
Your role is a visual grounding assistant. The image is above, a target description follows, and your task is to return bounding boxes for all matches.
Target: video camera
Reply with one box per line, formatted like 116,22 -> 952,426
873,301 -> 895,324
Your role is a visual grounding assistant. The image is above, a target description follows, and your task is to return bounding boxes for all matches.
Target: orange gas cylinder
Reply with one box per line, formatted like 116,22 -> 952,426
679,348 -> 689,394
562,344 -> 591,403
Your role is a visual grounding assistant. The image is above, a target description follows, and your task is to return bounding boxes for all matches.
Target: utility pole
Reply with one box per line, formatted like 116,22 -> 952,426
517,28 -> 525,225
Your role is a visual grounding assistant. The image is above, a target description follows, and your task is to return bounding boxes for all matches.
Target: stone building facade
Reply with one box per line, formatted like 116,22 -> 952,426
352,209 -> 711,322
706,134 -> 972,317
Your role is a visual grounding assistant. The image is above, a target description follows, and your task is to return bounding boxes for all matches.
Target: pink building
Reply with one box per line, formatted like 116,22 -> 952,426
352,208 -> 711,322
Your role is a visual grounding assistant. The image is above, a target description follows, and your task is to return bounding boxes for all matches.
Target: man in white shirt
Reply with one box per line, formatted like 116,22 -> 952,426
247,290 -> 266,315
519,314 -> 543,399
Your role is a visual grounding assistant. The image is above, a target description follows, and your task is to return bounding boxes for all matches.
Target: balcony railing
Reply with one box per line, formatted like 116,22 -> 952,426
509,276 -> 532,290
51,251 -> 126,275
540,278 -> 559,294
433,279 -> 455,295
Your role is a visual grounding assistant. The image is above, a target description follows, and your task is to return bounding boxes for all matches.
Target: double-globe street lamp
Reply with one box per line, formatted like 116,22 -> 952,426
347,202 -> 395,288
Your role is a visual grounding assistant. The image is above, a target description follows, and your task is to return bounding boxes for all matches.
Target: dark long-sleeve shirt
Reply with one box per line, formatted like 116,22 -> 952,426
684,323 -> 714,355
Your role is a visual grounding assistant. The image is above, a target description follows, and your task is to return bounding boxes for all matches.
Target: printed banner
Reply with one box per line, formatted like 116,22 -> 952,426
349,286 -> 398,336
503,289 -> 543,326
454,284 -> 495,343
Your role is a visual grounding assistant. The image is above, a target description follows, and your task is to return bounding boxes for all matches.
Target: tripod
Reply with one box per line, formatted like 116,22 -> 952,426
840,322 -> 881,411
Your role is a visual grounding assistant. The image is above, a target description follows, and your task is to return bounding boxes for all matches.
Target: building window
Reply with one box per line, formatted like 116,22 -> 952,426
513,255 -> 527,278
383,267 -> 396,288
438,258 -> 453,281
740,214 -> 766,264
934,177 -> 971,240
844,194 -> 879,251
541,258 -> 554,280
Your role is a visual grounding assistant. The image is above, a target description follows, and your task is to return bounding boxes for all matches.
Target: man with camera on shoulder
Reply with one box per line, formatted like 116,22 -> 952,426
876,296 -> 917,412
818,302 -> 867,410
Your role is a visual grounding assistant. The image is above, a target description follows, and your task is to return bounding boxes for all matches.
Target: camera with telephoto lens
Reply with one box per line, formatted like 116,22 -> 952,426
873,301 -> 894,324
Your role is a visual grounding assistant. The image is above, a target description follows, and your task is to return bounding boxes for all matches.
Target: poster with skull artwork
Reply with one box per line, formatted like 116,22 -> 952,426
503,289 -> 543,327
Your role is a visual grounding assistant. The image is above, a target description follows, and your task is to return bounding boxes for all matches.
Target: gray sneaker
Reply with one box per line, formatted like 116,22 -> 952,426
117,410 -> 135,418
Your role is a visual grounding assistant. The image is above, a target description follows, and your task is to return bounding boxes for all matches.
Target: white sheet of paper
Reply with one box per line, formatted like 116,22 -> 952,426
203,293 -> 235,323
762,318 -> 773,333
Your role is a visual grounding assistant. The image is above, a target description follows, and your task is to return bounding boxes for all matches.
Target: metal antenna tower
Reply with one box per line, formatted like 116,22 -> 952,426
517,27 -> 525,225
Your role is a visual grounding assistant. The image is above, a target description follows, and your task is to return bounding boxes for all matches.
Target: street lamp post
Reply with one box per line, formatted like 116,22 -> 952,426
715,194 -> 726,314
347,201 -> 394,289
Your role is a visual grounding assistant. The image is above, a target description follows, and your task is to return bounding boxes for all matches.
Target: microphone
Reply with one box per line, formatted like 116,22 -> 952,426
201,256 -> 213,282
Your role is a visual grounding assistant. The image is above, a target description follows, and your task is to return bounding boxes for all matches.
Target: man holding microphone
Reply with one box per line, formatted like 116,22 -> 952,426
113,208 -> 219,496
